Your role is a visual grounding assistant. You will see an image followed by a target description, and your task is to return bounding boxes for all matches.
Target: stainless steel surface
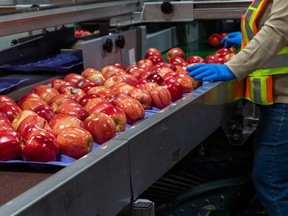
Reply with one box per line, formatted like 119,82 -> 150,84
193,0 -> 251,19
110,0 -> 251,26
0,0 -> 139,37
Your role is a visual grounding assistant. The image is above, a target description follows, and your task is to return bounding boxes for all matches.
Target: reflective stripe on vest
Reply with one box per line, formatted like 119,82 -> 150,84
245,75 -> 273,105
241,0 -> 288,105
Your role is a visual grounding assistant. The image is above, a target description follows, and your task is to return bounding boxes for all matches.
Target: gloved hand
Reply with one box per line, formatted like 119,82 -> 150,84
221,32 -> 242,48
186,63 -> 235,81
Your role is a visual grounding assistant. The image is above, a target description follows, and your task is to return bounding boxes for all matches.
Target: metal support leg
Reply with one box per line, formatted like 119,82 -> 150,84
132,199 -> 155,216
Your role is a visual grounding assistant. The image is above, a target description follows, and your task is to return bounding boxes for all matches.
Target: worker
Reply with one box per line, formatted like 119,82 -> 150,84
186,0 -> 288,215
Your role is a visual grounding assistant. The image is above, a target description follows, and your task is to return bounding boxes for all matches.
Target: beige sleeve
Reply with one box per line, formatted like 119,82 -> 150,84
225,0 -> 288,80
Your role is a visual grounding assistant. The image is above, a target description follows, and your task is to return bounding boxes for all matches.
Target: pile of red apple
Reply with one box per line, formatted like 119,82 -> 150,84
0,45 -> 237,164
0,47 -> 202,164
74,29 -> 93,38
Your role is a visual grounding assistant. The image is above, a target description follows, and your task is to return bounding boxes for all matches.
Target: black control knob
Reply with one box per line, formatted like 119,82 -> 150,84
10,39 -> 18,46
115,35 -> 125,49
161,1 -> 173,14
103,38 -> 113,53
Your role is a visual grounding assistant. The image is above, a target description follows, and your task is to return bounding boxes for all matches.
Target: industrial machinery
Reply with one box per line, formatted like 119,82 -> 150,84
0,1 -> 259,215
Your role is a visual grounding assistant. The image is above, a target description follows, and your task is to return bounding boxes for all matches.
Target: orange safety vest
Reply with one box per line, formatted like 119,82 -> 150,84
241,0 -> 288,105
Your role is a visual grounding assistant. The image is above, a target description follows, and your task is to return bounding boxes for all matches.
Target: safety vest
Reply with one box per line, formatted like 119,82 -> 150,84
241,0 -> 288,105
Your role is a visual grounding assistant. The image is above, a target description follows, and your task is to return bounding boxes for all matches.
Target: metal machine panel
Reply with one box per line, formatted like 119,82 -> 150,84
82,28 -> 139,69
0,1 -> 140,36
115,80 -> 243,199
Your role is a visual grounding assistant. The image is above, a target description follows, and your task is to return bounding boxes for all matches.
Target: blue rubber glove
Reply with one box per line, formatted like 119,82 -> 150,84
186,64 -> 235,81
221,32 -> 242,48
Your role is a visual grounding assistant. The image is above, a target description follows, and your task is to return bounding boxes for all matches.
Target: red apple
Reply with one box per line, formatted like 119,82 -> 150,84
166,47 -> 185,62
59,86 -> 86,102
215,47 -> 237,62
169,56 -> 186,66
186,55 -> 204,64
104,74 -> 125,89
208,33 -> 222,48
0,95 -> 15,104
75,29 -> 84,38
101,106 -> 127,132
160,78 -> 184,102
0,123 -> 15,132
86,72 -> 106,86
22,129 -> 59,162
162,71 -> 178,80
144,48 -> 162,59
0,112 -> 13,129
127,88 -> 152,110
50,97 -> 75,113
87,86 -> 117,101
0,130 -> 22,161
220,32 -> 228,40
64,73 -> 84,85
0,103 -> 22,122
112,62 -> 126,70
204,55 -> 225,64
81,31 -> 92,37
84,97 -> 108,113
32,104 -> 55,122
112,82 -> 135,94
48,93 -> 74,107
16,114 -> 53,140
133,68 -> 153,80
48,78 -> 72,90
172,73 -> 194,93
101,65 -> 117,77
84,112 -> 116,144
17,93 -> 45,110
111,94 -> 145,125
154,62 -> 176,71
101,66 -> 125,79
80,67 -> 101,78
111,93 -> 131,104
140,82 -> 172,109
57,126 -> 94,159
137,59 -> 154,69
175,65 -> 189,75
49,113 -> 85,136
31,84 -> 48,93
215,47 -> 236,58
133,78 -> 149,88
157,67 -> 175,79
75,78 -> 94,89
146,72 -> 164,84
12,110 -> 38,132
78,94 -> 99,107
33,86 -> 60,104
57,100 -> 89,121
88,101 -> 113,115
80,81 -> 101,93
147,55 -> 163,65
118,73 -> 137,86
125,64 -> 139,75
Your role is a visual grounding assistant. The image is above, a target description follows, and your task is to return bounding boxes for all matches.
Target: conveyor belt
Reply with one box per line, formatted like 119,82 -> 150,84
0,25 -> 249,216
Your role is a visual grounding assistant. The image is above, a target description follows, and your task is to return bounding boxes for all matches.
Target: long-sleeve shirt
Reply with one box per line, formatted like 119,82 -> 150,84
226,0 -> 288,103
